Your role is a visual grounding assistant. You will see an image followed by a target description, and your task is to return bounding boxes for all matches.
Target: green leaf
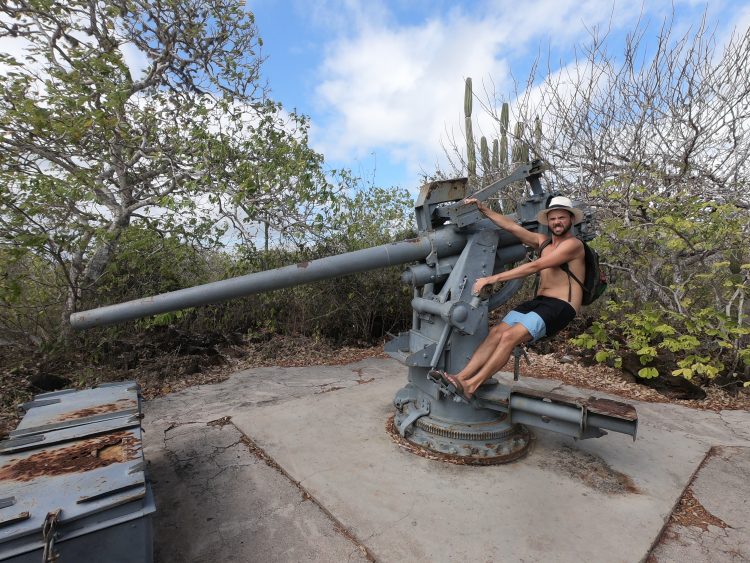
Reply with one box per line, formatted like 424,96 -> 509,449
701,365 -> 721,378
672,368 -> 693,380
638,367 -> 659,379
594,351 -> 609,363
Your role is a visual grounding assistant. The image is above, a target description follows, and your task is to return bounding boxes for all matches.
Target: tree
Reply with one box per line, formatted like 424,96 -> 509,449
0,0 -> 337,343
231,179 -> 415,344
450,15 -> 750,382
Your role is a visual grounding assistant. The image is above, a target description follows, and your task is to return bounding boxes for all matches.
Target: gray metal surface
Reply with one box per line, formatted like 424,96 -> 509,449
0,382 -> 154,563
384,162 -> 636,459
9,382 -> 139,437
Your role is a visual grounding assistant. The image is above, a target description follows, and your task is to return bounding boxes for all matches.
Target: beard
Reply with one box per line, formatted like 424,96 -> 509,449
552,223 -> 572,236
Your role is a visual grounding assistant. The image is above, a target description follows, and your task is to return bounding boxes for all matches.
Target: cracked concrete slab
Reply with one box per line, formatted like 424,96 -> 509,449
143,418 -> 369,563
231,376 -> 709,562
650,446 -> 750,562
142,358 -> 750,562
142,364 -> 383,563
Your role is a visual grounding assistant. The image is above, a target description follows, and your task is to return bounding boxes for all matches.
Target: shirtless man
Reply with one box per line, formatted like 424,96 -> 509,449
439,196 -> 586,400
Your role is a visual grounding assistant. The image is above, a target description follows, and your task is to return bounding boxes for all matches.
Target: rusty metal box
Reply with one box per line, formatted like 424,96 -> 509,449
0,381 -> 155,562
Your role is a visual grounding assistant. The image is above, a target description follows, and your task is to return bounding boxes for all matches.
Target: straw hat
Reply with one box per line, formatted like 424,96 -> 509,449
537,196 -> 584,225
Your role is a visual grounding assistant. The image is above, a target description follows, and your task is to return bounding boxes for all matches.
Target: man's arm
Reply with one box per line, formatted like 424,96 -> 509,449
472,238 -> 583,295
464,198 -> 544,248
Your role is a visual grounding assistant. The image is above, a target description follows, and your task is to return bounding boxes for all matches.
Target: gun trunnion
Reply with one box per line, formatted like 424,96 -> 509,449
71,161 -> 637,464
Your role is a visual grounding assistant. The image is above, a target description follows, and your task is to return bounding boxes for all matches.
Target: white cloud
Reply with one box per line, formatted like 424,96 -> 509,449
1,12 -> 149,80
716,2 -> 750,54
119,41 -> 150,81
314,16 -> 505,182
302,0 -> 392,36
309,0 -> 648,185
0,14 -> 38,77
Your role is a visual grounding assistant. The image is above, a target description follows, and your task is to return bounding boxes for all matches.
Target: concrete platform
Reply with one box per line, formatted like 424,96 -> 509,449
142,358 -> 750,562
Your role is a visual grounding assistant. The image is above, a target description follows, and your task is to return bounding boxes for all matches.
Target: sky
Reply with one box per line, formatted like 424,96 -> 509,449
247,0 -> 750,193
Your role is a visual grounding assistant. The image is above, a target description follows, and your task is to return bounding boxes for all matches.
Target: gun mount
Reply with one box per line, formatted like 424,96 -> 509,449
71,160 -> 637,464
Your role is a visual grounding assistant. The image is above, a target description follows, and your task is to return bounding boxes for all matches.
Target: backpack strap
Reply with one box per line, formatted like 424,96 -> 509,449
538,238 -> 553,255
560,263 -> 584,289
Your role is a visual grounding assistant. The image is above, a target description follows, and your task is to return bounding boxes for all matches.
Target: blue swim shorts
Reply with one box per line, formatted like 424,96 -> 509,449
501,295 -> 577,342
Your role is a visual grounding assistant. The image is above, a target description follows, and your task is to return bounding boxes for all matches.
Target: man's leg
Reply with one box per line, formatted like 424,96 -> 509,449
460,323 -> 532,396
454,322 -> 512,382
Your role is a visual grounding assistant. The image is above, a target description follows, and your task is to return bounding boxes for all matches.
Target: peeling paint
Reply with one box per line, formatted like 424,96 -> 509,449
0,431 -> 140,482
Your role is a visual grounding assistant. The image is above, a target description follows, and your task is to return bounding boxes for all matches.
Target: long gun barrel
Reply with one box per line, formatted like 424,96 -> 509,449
70,228 -> 467,330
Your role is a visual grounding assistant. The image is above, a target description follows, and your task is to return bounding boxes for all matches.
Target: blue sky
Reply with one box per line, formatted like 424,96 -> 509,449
247,0 -> 750,193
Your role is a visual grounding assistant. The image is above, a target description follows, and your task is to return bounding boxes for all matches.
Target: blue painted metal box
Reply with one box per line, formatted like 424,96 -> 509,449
0,381 -> 155,562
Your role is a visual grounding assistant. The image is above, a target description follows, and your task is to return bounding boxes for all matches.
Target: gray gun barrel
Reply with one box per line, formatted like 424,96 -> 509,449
70,228 -> 468,330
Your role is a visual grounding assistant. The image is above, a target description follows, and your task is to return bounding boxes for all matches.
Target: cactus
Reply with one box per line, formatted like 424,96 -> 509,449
464,77 -> 473,118
499,102 -> 509,169
512,121 -> 525,163
458,83 -> 542,207
480,136 -> 490,180
500,103 -> 509,133
464,78 -> 476,188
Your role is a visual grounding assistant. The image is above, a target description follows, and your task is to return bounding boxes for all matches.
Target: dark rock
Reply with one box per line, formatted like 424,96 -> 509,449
29,372 -> 72,392
641,375 -> 707,400
577,352 -> 598,367
227,332 -> 245,345
181,357 -> 201,375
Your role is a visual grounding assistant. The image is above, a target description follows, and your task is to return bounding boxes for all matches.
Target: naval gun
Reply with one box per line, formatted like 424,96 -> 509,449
71,160 -> 637,464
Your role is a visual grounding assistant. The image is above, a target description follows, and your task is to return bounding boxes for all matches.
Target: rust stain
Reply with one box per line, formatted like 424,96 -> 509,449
513,386 -> 579,405
55,398 -> 137,422
421,178 -> 467,201
585,397 -> 638,421
385,415 -> 533,466
0,431 -> 140,482
296,261 -> 310,268
513,387 -> 637,422
398,236 -> 421,245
